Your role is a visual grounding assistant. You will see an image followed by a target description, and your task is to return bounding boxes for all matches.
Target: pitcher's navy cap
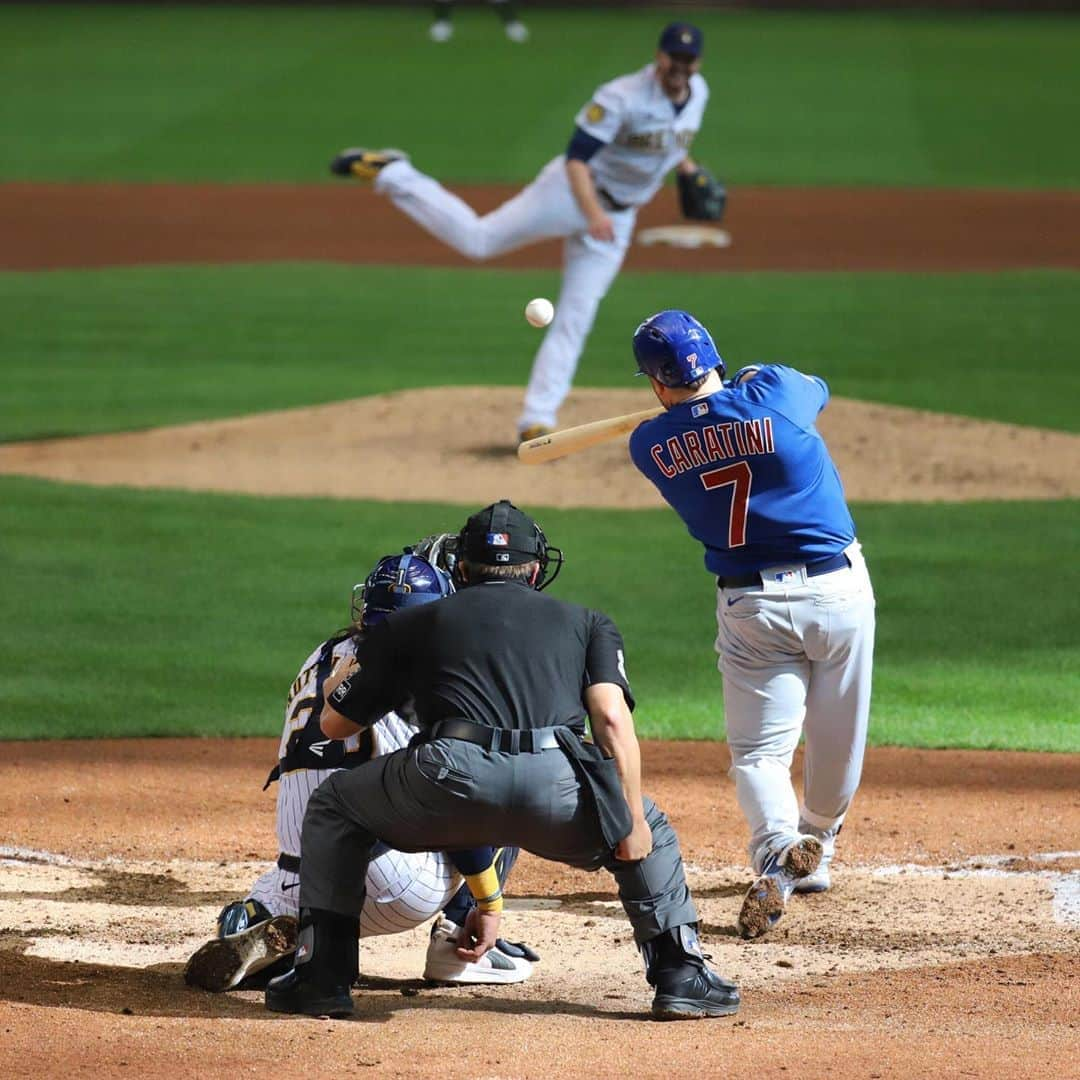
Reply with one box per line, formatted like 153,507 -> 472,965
658,22 -> 703,58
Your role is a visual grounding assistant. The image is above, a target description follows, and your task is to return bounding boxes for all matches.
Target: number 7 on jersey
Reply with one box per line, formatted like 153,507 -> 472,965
700,462 -> 752,547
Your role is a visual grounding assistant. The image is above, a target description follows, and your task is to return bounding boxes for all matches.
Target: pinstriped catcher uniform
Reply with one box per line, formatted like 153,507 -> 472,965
184,547 -> 536,994
246,633 -> 461,936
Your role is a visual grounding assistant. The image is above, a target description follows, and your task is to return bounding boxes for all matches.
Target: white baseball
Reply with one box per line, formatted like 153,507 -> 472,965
525,297 -> 554,328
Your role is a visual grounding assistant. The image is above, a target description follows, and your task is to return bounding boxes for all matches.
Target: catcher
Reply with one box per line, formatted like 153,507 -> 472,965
184,537 -> 538,992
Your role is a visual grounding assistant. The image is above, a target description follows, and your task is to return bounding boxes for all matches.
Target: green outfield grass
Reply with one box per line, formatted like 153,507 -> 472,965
3,264 -> 1078,442
3,5 -> 1078,187
1,477 -> 1076,748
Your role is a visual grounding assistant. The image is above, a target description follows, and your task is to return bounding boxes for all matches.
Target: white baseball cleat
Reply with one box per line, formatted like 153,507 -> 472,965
422,917 -> 534,984
504,20 -> 529,43
736,835 -> 823,939
793,856 -> 832,894
429,20 -> 453,43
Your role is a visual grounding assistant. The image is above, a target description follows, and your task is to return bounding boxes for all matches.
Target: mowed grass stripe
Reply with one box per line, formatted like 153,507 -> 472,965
3,265 -> 1078,441
1,477 -> 1076,749
3,7 -> 1079,187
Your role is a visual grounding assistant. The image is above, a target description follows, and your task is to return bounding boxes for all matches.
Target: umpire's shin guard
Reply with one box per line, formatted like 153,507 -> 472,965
294,908 -> 360,989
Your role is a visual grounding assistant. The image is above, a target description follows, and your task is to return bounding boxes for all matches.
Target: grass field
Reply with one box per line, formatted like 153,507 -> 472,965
3,5 -> 1079,187
3,265 -> 1078,441
1,5 -> 1077,750
2,476 -> 1077,749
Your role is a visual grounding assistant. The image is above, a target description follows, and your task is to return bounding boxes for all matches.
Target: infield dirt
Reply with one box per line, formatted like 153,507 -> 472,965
1,183 -> 1077,1077
1,740 -> 1077,1079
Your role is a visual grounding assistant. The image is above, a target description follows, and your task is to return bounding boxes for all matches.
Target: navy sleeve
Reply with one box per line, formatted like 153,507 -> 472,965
566,126 -> 607,163
449,847 -> 496,875
584,611 -> 635,710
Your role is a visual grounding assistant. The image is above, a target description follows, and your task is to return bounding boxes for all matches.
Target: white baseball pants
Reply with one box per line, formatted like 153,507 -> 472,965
249,711 -> 459,935
375,157 -> 636,433
715,542 -> 876,872
246,766 -> 461,935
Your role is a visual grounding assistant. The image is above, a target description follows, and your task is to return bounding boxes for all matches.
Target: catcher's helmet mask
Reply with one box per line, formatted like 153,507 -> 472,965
632,309 -> 725,389
457,499 -> 564,591
351,552 -> 454,630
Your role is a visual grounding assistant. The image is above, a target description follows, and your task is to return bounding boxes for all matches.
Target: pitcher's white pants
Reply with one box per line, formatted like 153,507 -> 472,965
715,542 -> 876,872
375,156 -> 636,433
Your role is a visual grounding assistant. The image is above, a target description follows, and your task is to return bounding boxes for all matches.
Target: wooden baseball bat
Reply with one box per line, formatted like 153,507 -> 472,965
517,406 -> 664,465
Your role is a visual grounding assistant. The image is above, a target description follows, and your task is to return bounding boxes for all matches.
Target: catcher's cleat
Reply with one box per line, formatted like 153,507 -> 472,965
422,917 -> 534,985
329,147 -> 408,181
265,967 -> 354,1018
737,835 -> 823,939
185,914 -> 299,992
518,423 -> 552,444
216,897 -> 273,939
652,966 -> 740,1021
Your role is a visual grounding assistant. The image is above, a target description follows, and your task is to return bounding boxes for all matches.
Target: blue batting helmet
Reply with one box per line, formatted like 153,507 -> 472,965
351,552 -> 453,630
632,309 -> 725,388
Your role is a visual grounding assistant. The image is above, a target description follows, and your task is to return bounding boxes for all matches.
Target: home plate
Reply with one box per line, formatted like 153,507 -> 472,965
637,225 -> 732,249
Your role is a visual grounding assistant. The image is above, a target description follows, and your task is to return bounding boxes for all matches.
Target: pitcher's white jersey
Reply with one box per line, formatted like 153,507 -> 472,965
247,632 -> 459,935
575,64 -> 708,208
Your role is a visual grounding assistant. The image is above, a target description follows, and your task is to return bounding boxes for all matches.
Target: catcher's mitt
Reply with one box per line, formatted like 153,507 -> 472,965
677,167 -> 727,222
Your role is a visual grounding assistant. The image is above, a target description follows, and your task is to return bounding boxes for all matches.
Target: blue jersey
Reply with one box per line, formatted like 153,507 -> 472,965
628,365 -> 856,577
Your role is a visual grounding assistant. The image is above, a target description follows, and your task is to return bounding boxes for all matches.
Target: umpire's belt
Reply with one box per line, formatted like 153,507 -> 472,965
716,551 -> 851,590
596,187 -> 632,213
430,719 -> 572,754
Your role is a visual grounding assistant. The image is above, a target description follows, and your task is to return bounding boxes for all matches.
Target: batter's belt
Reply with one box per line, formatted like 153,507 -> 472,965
716,551 -> 851,590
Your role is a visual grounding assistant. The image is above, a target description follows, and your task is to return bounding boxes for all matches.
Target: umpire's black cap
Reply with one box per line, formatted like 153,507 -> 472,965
459,499 -> 543,566
658,22 -> 703,58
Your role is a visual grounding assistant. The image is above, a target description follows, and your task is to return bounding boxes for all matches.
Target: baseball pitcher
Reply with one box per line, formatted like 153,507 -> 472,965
329,22 -> 722,443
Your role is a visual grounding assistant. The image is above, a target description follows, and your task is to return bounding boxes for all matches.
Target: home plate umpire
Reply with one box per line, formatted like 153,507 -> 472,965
265,499 -> 739,1021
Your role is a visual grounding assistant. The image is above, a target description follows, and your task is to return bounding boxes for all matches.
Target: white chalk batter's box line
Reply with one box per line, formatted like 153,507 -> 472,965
3,847 -> 1078,927
871,852 -> 1080,927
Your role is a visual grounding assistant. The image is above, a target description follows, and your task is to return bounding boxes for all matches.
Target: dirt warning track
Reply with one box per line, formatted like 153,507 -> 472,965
2,181 -> 1078,272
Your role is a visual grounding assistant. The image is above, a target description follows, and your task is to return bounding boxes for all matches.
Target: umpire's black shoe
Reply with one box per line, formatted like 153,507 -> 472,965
652,966 -> 740,1021
265,967 -> 354,1019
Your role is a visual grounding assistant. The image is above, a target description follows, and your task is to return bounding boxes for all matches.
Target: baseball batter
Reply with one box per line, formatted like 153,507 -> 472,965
184,547 -> 536,991
329,21 -> 711,442
627,311 -> 876,939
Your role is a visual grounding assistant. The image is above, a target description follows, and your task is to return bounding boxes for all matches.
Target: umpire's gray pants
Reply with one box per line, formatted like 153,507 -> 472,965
298,737 -> 698,945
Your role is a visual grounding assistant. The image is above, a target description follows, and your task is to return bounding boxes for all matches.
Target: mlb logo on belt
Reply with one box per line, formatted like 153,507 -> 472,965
487,532 -> 510,546
774,569 -> 799,583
